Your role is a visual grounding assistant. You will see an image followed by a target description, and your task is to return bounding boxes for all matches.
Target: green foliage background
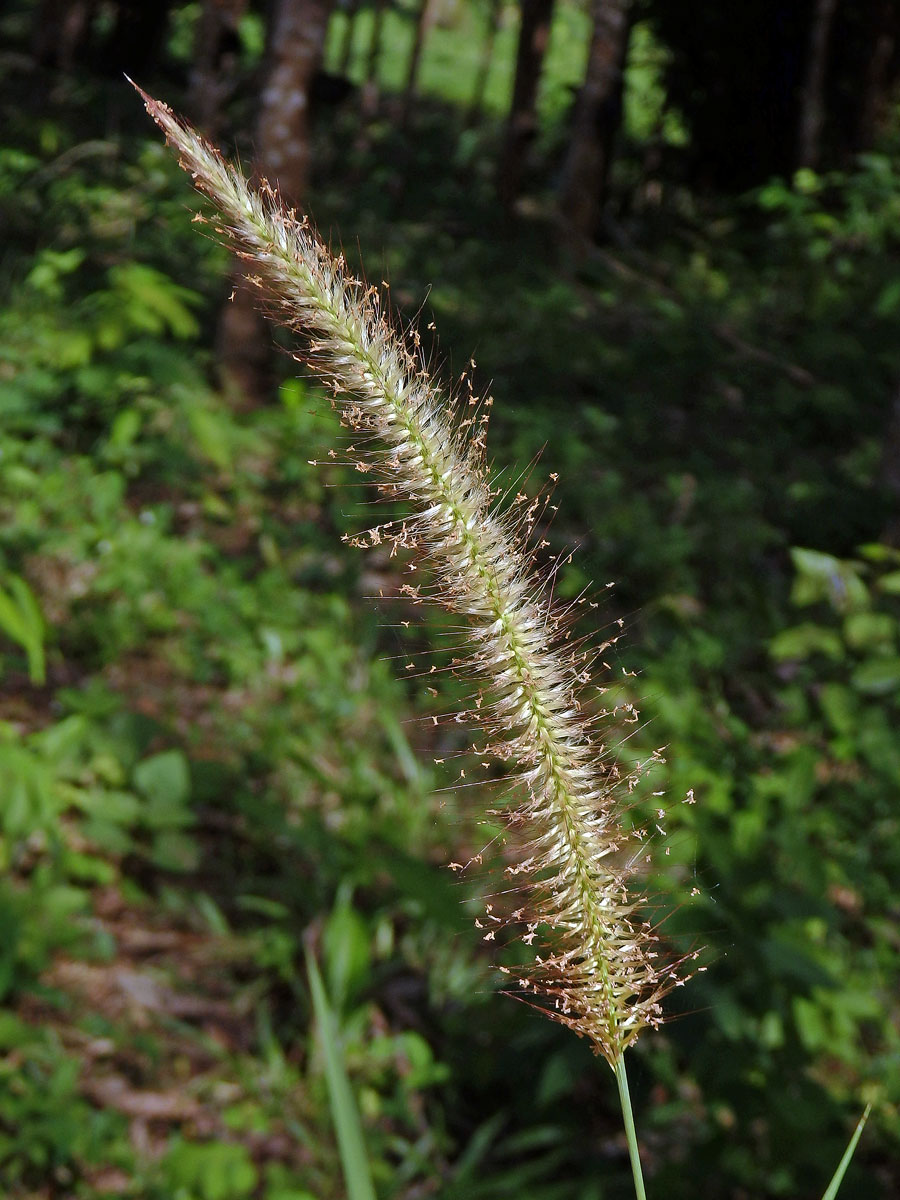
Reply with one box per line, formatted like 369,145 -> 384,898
0,2 -> 898,1198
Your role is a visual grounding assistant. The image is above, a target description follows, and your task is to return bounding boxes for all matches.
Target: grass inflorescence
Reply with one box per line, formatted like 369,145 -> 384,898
133,81 -> 695,1070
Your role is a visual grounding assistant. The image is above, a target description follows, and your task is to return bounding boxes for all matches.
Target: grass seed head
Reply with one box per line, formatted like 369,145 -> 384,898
134,81 -> 692,1066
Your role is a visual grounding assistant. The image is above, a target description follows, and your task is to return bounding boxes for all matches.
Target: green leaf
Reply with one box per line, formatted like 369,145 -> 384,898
817,683 -> 857,735
874,278 -> 900,316
793,995 -> 828,1052
843,611 -> 896,650
188,405 -> 234,472
0,1012 -> 36,1050
305,947 -> 376,1200
0,743 -> 57,837
857,543 -> 900,563
62,850 -> 116,885
150,830 -> 199,872
108,407 -> 142,449
790,548 -> 869,613
109,263 -> 201,340
164,1140 -> 257,1200
793,167 -> 822,195
323,891 -> 372,1013
24,247 -> 86,296
770,623 -> 843,662
820,1105 -> 871,1200
0,575 -> 46,684
134,749 -> 190,813
75,789 -> 141,825
134,752 -> 194,865
236,894 -> 290,920
757,180 -> 793,210
850,656 -> 900,695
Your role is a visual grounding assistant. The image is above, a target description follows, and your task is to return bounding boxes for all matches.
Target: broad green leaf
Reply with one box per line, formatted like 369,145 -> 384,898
24,247 -> 86,296
851,656 -> 900,695
770,623 -> 843,661
188,405 -> 233,471
794,167 -> 822,194
817,682 -> 857,734
790,548 -> 868,613
150,830 -> 199,872
108,407 -> 142,449
109,262 -> 201,340
74,789 -> 141,824
874,278 -> 900,316
133,749 -> 190,810
793,995 -> 828,1052
843,611 -> 895,650
164,1140 -> 257,1200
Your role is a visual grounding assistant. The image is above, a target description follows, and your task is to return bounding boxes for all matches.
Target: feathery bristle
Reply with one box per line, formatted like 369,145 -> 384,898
133,81 -> 694,1065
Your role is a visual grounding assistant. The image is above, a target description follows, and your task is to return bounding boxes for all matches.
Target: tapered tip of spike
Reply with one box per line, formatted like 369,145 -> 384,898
124,74 -> 145,101
126,76 -> 176,132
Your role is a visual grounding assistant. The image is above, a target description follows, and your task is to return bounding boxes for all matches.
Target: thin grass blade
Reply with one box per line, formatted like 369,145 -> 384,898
305,946 -> 377,1200
820,1104 -> 872,1200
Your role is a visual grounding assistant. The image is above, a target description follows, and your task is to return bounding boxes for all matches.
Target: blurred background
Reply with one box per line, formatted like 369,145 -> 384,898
1,0 -> 900,1196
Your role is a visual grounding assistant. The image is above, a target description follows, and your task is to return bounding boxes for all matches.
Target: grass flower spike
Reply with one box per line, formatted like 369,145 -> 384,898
133,84 -> 692,1074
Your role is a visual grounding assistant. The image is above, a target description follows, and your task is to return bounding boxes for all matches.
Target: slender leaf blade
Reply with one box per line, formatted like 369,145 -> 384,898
0,577 -> 45,684
821,1104 -> 872,1200
305,946 -> 377,1200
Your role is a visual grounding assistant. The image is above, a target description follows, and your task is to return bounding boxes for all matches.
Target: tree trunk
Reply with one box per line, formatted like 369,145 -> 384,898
497,0 -> 556,209
797,0 -> 839,168
101,0 -> 174,75
32,0 -> 97,70
858,0 -> 898,150
880,380 -> 900,546
218,0 -> 333,405
400,0 -> 434,129
557,0 -> 632,242
361,0 -> 387,116
187,0 -> 249,139
255,0 -> 332,199
33,0 -> 174,75
468,0 -> 502,126
336,0 -> 361,74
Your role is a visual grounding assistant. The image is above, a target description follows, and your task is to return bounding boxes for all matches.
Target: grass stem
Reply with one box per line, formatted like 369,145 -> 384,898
614,1054 -> 647,1200
821,1103 -> 872,1200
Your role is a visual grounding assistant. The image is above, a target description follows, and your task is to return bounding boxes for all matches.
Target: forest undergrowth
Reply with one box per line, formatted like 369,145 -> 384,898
1,19 -> 899,1199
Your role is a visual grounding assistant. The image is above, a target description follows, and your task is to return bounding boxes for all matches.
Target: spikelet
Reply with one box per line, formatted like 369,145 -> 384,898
133,83 -> 694,1067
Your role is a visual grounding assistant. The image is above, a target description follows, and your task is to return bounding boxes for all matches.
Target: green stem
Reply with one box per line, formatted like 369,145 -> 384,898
614,1053 -> 647,1200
